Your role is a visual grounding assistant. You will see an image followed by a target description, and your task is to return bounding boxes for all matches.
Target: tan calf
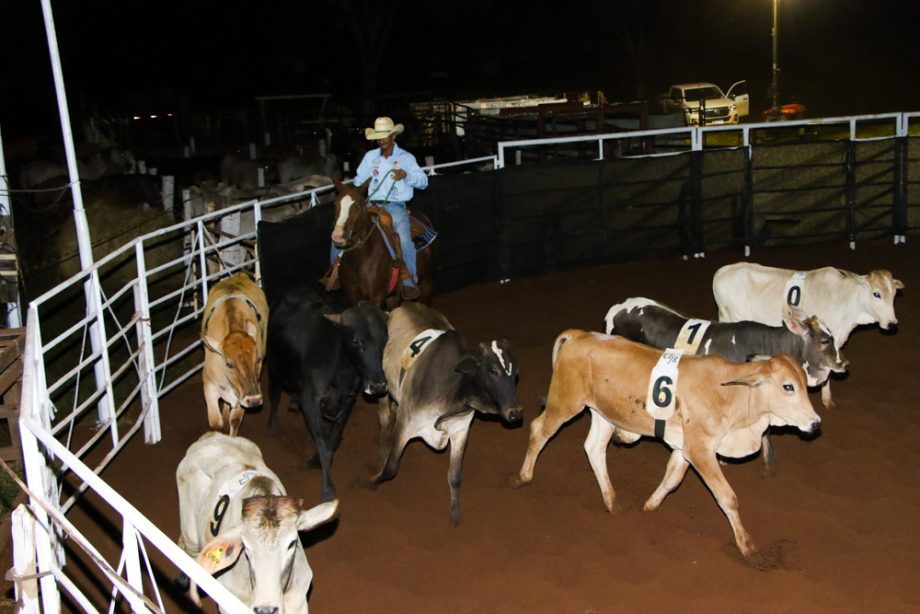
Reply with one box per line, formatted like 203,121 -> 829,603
201,272 -> 269,436
517,330 -> 821,557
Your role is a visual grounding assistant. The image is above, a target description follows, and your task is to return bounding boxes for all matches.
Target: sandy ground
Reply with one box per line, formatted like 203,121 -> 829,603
3,238 -> 919,613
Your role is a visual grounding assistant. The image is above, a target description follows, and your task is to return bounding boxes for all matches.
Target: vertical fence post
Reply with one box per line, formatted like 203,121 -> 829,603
11,505 -> 39,612
161,175 -> 175,213
690,150 -> 705,257
845,140 -> 857,249
743,143 -> 754,257
893,136 -> 908,244
18,310 -> 62,612
122,521 -> 146,609
134,243 -> 160,444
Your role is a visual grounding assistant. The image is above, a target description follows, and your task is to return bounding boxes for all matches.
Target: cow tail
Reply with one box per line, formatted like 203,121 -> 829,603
551,330 -> 577,368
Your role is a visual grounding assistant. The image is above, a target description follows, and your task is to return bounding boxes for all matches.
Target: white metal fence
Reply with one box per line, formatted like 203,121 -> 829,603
9,154 -> 496,612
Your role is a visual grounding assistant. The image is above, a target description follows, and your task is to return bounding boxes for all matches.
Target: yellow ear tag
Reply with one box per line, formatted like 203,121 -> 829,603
206,546 -> 224,566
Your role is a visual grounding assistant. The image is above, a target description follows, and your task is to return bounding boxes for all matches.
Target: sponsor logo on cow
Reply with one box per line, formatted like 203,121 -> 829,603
784,271 -> 808,307
673,319 -> 711,354
646,349 -> 684,438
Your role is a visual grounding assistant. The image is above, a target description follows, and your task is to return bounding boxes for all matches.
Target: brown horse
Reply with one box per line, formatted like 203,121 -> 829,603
331,178 -> 435,308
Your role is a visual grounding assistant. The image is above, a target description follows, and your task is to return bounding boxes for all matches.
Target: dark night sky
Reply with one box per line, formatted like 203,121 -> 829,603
2,0 -> 920,140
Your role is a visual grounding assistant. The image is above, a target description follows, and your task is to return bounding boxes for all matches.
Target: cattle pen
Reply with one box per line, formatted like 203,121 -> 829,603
7,110 -> 920,612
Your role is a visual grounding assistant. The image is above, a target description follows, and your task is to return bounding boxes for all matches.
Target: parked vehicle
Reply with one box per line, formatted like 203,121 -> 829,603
660,81 -> 749,126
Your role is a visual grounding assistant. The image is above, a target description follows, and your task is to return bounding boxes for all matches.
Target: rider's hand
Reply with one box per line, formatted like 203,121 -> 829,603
331,226 -> 345,245
392,168 -> 407,180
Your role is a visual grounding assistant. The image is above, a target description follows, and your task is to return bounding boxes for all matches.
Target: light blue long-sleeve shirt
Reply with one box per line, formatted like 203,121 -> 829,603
354,141 -> 428,203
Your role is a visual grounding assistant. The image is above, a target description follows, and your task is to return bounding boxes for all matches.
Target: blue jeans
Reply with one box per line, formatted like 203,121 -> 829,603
330,201 -> 417,283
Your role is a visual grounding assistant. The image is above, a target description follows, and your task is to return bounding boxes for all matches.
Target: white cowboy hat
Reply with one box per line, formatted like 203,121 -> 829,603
365,116 -> 405,140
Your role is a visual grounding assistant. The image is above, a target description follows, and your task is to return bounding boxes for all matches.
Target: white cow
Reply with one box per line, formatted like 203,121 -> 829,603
713,262 -> 903,405
177,432 -> 338,613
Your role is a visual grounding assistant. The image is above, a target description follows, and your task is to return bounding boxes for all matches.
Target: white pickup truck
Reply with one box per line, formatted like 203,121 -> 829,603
660,81 -> 750,126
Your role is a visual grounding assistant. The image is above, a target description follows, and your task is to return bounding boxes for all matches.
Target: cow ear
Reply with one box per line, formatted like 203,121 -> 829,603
196,532 -> 243,575
332,177 -> 343,191
455,355 -> 480,375
893,278 -> 905,290
721,365 -> 766,387
721,377 -> 765,388
297,499 -> 339,532
781,304 -> 808,335
201,334 -> 222,355
245,320 -> 258,338
324,313 -> 343,325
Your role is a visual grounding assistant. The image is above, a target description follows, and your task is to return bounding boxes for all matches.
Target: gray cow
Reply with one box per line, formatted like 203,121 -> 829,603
367,303 -> 523,525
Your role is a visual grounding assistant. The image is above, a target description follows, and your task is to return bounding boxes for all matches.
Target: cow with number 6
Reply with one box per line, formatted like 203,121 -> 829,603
515,329 -> 821,558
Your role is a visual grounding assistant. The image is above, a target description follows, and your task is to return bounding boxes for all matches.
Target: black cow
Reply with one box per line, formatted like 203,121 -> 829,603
267,284 -> 388,501
367,303 -> 523,525
604,297 -> 848,470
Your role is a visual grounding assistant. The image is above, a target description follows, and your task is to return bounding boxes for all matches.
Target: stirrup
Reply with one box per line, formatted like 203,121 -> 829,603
400,280 -> 420,301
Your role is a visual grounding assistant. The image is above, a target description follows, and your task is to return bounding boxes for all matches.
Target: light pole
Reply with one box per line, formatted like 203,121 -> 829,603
770,0 -> 780,120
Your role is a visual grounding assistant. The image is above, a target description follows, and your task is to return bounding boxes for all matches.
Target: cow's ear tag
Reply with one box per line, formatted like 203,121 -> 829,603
205,545 -> 224,566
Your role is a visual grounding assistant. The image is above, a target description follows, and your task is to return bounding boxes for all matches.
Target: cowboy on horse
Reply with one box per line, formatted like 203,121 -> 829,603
322,117 -> 429,301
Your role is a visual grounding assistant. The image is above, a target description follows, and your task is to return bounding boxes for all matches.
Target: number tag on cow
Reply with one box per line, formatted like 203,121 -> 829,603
673,319 -> 710,354
784,271 -> 808,307
209,470 -> 258,536
646,349 -> 684,423
401,329 -> 447,372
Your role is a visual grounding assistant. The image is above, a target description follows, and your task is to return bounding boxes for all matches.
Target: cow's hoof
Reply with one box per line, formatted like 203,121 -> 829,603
174,572 -> 190,591
509,472 -> 533,488
361,476 -> 382,491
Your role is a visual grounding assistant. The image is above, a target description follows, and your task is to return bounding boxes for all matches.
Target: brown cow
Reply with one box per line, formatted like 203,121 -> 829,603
201,273 -> 269,436
516,330 -> 821,557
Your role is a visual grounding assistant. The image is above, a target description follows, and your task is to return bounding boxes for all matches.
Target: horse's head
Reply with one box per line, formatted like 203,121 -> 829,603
332,177 -> 371,246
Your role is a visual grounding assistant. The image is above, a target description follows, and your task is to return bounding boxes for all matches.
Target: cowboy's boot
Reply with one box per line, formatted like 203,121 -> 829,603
378,218 -> 416,298
320,258 -> 341,291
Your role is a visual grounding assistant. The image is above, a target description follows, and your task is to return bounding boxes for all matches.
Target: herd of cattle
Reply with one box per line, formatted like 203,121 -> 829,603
183,261 -> 902,611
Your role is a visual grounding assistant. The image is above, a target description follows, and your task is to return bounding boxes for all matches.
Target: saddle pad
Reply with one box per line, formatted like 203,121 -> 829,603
673,319 -> 711,354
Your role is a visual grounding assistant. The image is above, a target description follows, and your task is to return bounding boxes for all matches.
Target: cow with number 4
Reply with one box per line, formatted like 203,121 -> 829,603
713,262 -> 903,405
515,329 -> 821,558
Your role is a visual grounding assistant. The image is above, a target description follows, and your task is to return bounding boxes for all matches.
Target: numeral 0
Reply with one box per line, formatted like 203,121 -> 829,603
787,286 -> 801,306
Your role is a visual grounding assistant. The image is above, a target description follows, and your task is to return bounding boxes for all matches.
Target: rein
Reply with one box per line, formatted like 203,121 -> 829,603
341,217 -> 378,253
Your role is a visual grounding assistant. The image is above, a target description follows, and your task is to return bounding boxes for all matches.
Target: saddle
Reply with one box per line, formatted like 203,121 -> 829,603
321,206 -> 436,300
366,205 -> 436,296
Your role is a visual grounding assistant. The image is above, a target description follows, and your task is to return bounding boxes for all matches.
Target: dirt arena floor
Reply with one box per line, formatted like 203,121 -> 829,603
4,238 -> 919,613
